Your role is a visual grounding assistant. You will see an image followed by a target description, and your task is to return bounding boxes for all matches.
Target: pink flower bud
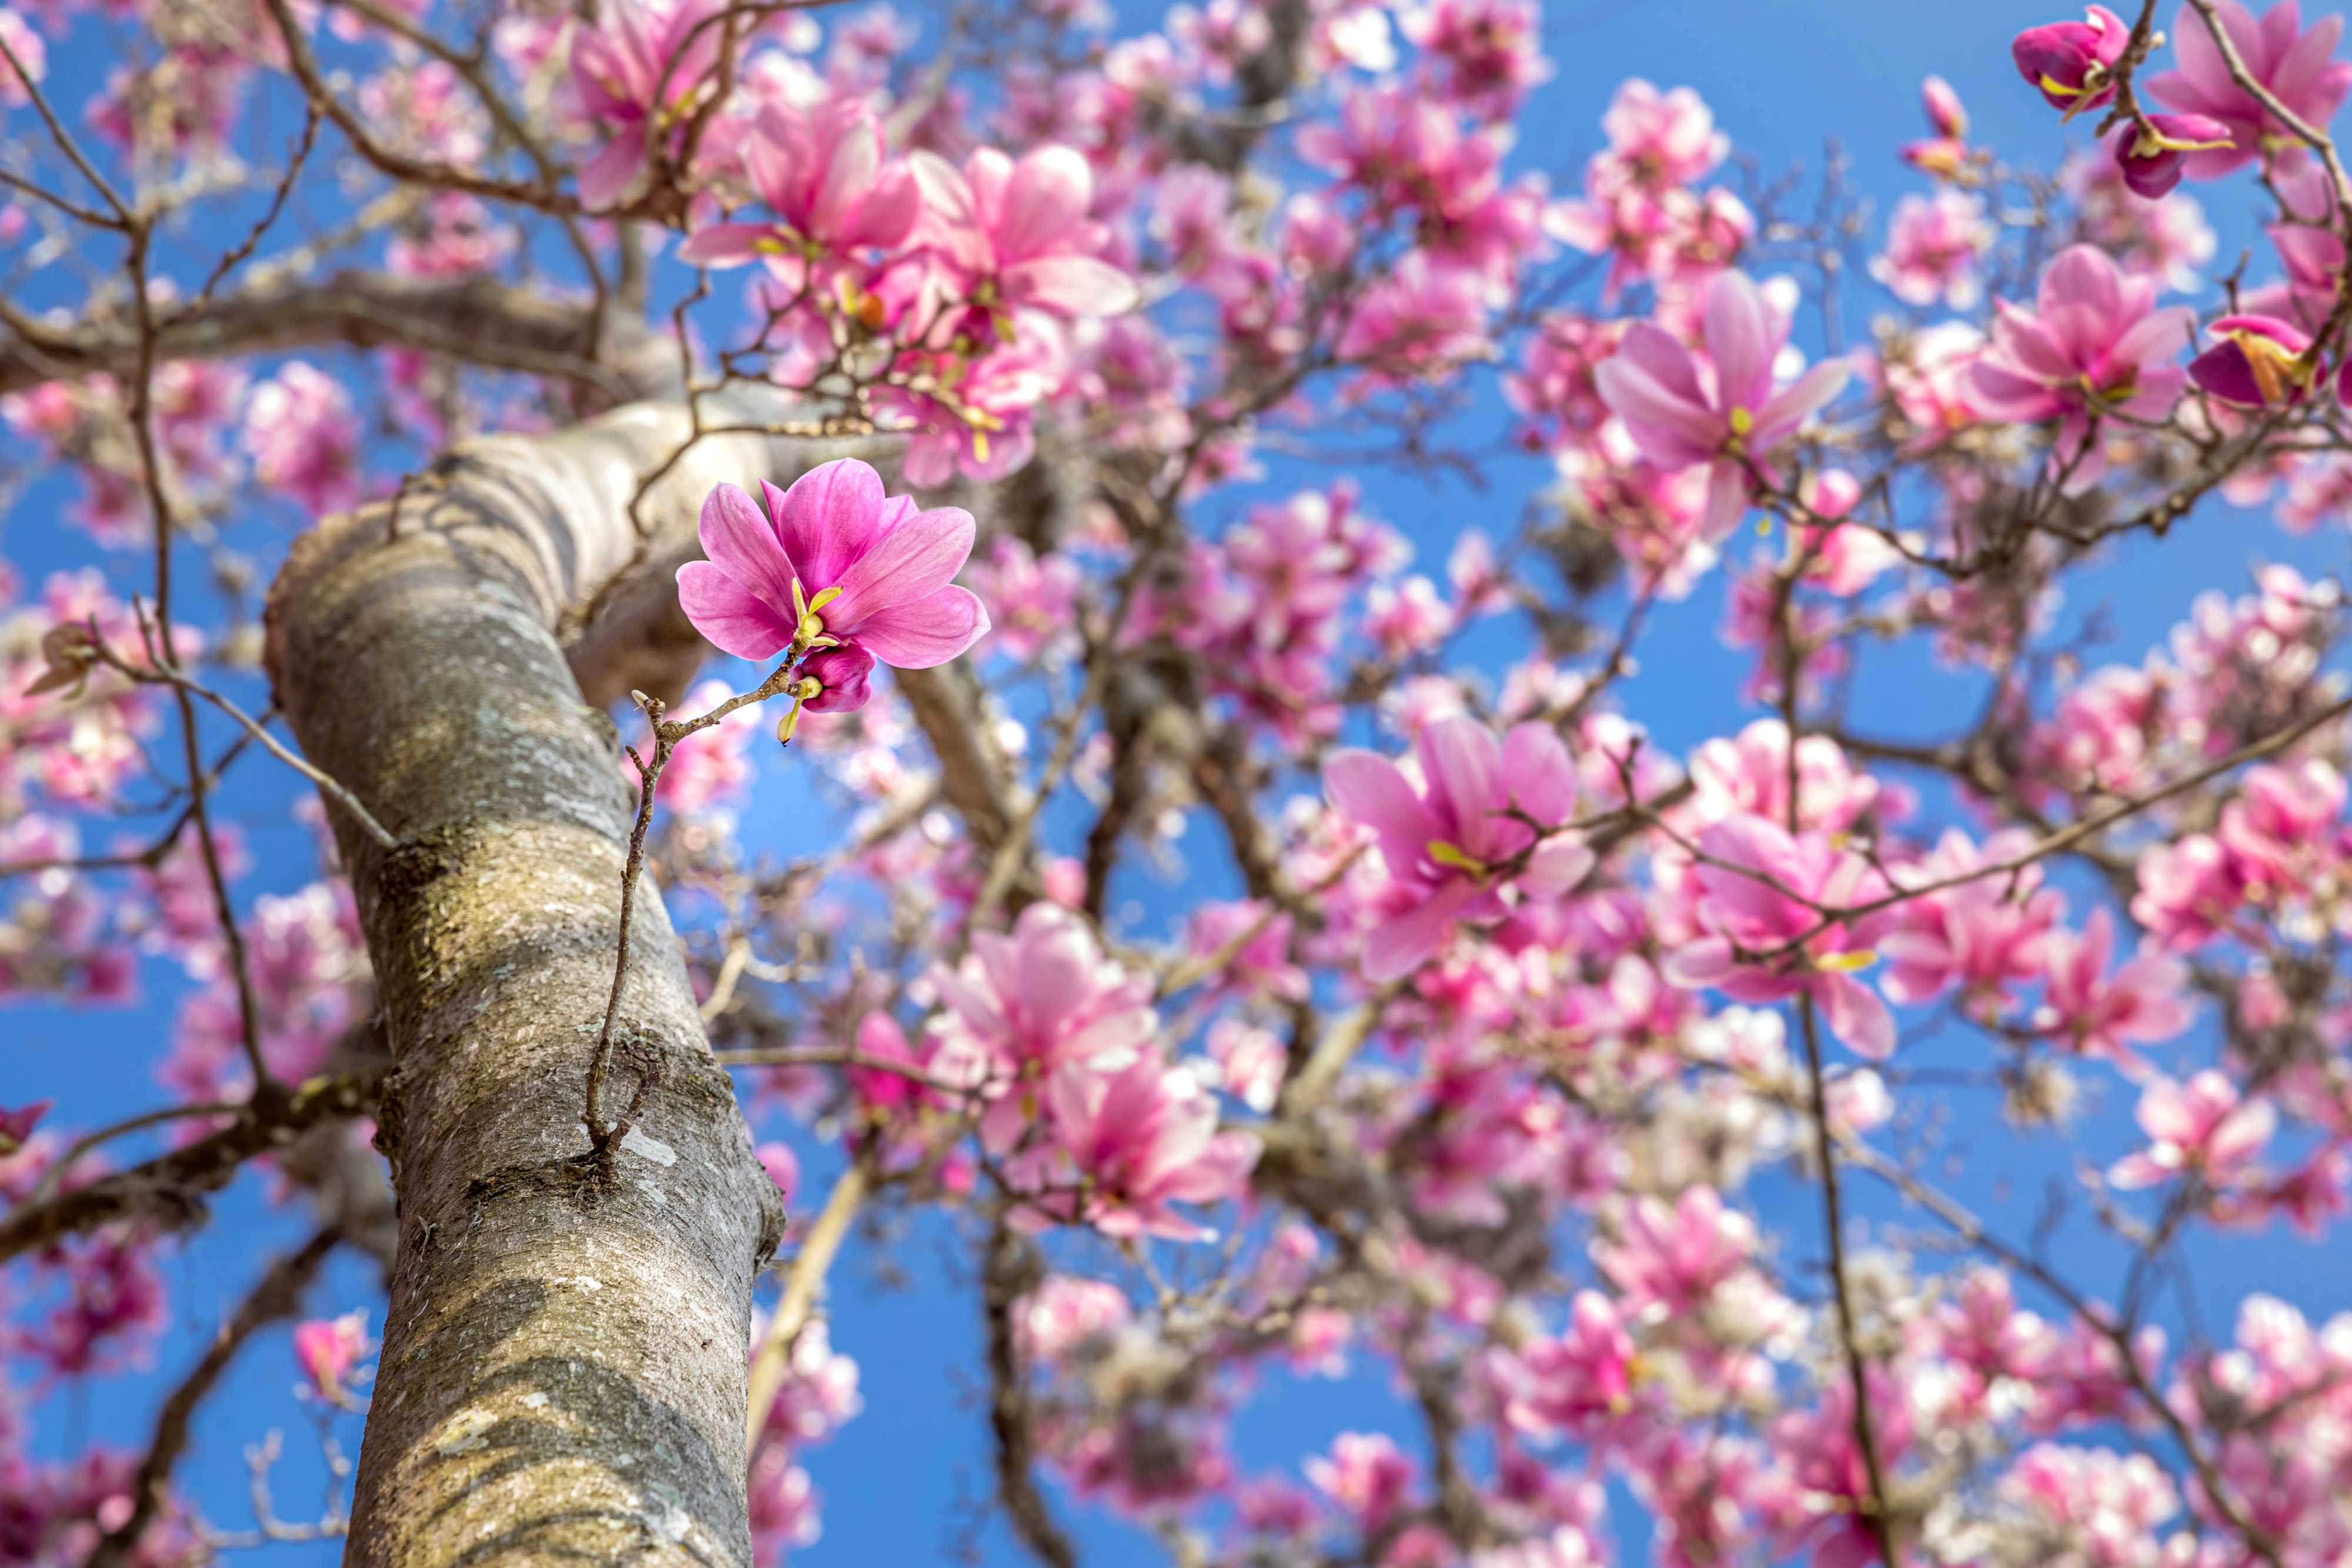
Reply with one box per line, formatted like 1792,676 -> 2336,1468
2012,5 -> 2131,114
799,645 -> 875,714
0,1099 -> 49,1155
1922,75 -> 1967,139
2189,314 -> 2321,408
2113,112 -> 2235,198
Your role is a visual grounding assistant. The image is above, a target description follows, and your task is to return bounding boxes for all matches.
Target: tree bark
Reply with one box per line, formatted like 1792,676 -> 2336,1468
264,394 -> 871,1568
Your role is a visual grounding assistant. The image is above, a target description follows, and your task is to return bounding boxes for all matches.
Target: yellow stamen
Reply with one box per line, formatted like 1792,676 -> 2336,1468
2136,125 -> 2235,155
789,580 -> 846,653
1815,948 -> 1878,974
1426,840 -> 1491,877
2229,331 -> 2317,407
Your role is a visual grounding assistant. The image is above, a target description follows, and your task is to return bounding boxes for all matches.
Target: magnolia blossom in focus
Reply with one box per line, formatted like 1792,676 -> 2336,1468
1326,716 -> 1595,981
1593,270 -> 1849,538
678,461 -> 988,675
1965,243 -> 2191,493
2148,0 -> 2352,179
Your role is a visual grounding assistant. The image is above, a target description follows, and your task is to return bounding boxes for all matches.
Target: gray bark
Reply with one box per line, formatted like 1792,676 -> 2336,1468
264,394 -> 878,1568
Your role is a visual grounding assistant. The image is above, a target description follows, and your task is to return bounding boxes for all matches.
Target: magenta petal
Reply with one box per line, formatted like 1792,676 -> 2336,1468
1416,716 -> 1502,855
677,223 -> 776,268
697,482 -> 799,610
1749,357 -> 1850,450
1703,270 -> 1776,413
996,145 -> 1093,260
827,503 -> 977,632
1500,721 -> 1576,825
1516,839 -> 1595,901
769,459 -> 887,590
2189,340 -> 2267,406
1595,356 -> 1720,468
1360,880 -> 1479,981
1661,935 -> 1736,989
1327,750 -> 1444,862
1817,972 -> 1896,1059
579,135 -> 644,210
1003,255 -> 1139,317
677,560 -> 796,660
848,584 -> 989,668
1613,322 -> 1711,407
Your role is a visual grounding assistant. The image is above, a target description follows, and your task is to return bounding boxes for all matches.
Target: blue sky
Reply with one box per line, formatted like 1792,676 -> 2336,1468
9,1 -> 2352,1564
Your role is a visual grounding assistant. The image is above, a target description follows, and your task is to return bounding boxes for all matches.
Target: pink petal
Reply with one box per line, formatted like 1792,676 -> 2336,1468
997,145 -> 1093,261
1416,716 -> 1502,855
1361,881 -> 1479,981
1500,721 -> 1576,825
1817,972 -> 1896,1059
811,113 -> 883,239
1614,321 -> 1712,407
1661,935 -> 1736,989
1594,356 -> 1721,468
1003,254 -> 1138,317
849,584 -> 990,668
1516,839 -> 1595,901
1327,750 -> 1444,862
827,502 -> 977,632
698,481 -> 798,609
579,135 -> 645,210
677,560 -> 795,660
766,459 -> 886,590
1703,270 -> 1776,413
1749,357 -> 1850,450
677,222 -> 777,268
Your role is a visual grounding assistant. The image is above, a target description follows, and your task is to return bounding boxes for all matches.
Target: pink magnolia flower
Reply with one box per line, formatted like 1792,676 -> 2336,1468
2113,112 -> 2236,197
907,145 -> 1139,326
1305,1432 -> 1418,1530
293,1310 -> 369,1403
1965,244 -> 2193,493
1592,79 -> 1727,192
244,362 -> 360,516
677,101 -> 919,278
2188,313 -> 2326,409
1014,1277 -> 1132,1364
0,8 -> 44,108
1878,830 -> 2063,1011
1398,0 -> 1548,113
676,460 -> 988,673
1869,188 -> 1992,309
1325,716 -> 1595,982
2034,908 -> 2193,1072
754,1141 -> 799,1203
1207,1019 -> 1287,1112
882,314 -> 1070,486
931,901 -> 1157,1149
1485,1290 -> 1636,1439
2109,1071 -> 2275,1191
2012,6 -> 2131,113
1661,813 -> 1897,1058
2148,0 -> 2352,179
965,537 -> 1082,663
0,1098 -> 49,1155
568,0 -> 724,208
1595,1184 -> 1756,1318
2131,832 -> 2244,950
2217,758 -> 2347,894
1031,1057 -> 1260,1241
1901,75 -> 1976,180
1594,270 -> 1850,539
2000,1446 -> 2179,1568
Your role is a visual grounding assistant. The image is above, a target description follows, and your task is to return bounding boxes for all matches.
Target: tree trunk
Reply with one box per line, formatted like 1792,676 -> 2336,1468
264,396 -> 871,1568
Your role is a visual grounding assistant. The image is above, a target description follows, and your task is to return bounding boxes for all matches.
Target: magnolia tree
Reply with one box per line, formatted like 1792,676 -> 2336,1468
8,0 -> 2352,1562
